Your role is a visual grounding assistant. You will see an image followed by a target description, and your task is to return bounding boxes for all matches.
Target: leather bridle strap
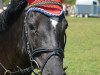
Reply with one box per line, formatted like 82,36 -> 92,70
30,48 -> 63,74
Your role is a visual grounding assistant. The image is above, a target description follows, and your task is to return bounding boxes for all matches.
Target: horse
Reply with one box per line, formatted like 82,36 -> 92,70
0,1 -> 68,75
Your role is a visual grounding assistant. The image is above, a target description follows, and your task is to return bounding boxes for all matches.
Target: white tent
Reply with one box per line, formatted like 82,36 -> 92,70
76,0 -> 99,5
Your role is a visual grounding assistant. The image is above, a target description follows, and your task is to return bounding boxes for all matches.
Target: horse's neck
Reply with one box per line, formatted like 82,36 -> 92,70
0,12 -> 24,49
0,12 -> 30,71
1,12 -> 25,57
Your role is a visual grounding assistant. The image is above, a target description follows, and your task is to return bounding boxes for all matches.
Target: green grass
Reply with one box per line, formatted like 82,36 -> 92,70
64,17 -> 100,75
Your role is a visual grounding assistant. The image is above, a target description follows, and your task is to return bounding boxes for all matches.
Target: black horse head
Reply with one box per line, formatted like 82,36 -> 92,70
23,7 -> 68,75
0,1 -> 68,75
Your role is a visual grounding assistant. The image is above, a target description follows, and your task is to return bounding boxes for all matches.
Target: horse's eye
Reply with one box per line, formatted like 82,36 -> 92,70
29,24 -> 34,30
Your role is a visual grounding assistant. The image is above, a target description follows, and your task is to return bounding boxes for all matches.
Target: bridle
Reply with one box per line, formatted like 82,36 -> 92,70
24,2 -> 66,74
0,1 -> 67,75
24,10 -> 66,74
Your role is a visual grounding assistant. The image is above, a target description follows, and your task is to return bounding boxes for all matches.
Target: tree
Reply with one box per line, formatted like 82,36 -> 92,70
2,0 -> 9,5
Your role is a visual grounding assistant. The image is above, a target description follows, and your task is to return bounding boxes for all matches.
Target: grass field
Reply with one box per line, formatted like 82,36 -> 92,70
64,17 -> 100,75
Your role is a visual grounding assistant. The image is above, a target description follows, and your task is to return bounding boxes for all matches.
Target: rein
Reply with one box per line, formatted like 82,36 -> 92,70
0,63 -> 33,75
